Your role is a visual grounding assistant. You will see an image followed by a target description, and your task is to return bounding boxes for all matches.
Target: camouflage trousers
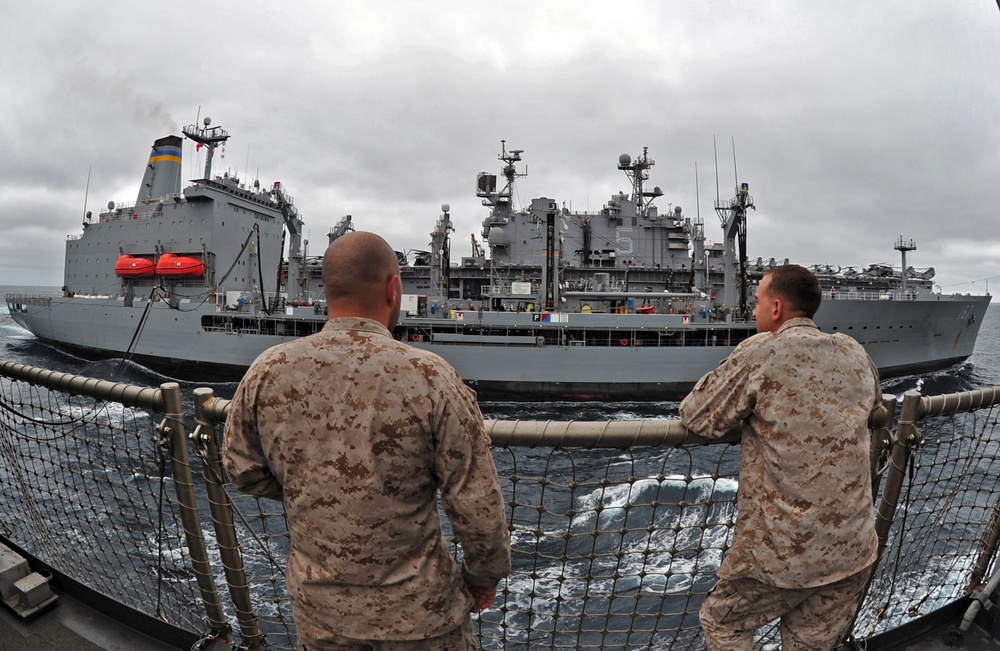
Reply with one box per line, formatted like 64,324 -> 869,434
699,564 -> 873,651
299,616 -> 476,651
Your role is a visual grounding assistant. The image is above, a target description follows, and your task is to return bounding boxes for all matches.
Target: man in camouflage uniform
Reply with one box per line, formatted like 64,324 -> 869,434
680,264 -> 880,651
224,232 -> 511,651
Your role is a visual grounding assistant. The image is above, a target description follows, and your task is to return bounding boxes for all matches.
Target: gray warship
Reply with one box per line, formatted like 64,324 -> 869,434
5,123 -> 991,400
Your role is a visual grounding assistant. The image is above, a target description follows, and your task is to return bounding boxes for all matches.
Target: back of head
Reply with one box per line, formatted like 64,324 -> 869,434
323,232 -> 400,309
765,264 -> 822,318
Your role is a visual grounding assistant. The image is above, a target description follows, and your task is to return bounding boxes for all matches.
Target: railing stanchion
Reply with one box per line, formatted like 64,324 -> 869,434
192,387 -> 266,650
870,396 -> 897,505
873,390 -> 923,564
160,382 -> 230,641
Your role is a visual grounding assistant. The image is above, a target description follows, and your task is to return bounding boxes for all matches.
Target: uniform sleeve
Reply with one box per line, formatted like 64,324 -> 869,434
223,367 -> 284,501
868,355 -> 883,408
679,341 -> 758,438
432,373 -> 512,588
866,353 -> 884,415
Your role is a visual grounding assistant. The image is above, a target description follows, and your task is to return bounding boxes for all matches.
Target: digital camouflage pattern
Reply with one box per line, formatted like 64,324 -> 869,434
698,566 -> 872,651
680,317 -> 881,589
224,317 -> 511,643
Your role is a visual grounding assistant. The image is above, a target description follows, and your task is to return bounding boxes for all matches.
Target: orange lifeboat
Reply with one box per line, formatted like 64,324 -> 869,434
156,253 -> 205,278
114,255 -> 155,278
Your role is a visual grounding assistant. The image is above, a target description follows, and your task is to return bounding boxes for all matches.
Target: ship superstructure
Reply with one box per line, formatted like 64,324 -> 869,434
5,126 -> 991,400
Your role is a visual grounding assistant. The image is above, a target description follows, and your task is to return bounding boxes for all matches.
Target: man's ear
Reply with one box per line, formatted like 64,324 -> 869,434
771,296 -> 785,324
386,274 -> 400,306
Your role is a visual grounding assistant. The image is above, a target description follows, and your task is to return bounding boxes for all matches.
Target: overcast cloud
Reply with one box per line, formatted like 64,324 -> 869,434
1,1 -> 998,294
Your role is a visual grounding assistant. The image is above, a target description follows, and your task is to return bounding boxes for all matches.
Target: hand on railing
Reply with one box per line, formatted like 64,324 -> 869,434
468,584 -> 497,612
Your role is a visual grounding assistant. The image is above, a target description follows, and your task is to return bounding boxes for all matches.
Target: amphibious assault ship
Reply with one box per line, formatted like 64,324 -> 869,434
5,123 -> 991,400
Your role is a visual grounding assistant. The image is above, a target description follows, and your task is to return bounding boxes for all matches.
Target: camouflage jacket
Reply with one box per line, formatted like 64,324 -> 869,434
224,317 -> 511,640
679,317 -> 881,589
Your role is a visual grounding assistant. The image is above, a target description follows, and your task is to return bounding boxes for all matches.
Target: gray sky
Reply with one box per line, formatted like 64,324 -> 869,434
2,1 -> 999,294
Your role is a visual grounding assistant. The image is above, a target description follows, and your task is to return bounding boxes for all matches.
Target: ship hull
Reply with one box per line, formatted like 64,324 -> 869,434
7,293 -> 990,400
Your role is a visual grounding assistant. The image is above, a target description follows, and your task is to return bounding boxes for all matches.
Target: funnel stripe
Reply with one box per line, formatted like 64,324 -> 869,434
148,146 -> 182,165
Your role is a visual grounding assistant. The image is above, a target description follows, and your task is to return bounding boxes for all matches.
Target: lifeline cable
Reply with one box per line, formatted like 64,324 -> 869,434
112,284 -> 158,381
255,226 -> 272,317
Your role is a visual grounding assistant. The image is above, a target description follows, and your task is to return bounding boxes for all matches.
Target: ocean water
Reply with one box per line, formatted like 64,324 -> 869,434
1,285 -> 998,416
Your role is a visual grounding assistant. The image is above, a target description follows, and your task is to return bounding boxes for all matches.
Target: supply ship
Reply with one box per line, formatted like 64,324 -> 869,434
5,121 -> 991,400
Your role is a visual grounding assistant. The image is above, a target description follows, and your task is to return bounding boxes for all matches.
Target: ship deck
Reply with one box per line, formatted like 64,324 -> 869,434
860,599 -> 1000,651
1,588 -> 999,650
0,541 -> 197,651
0,588 -> 187,650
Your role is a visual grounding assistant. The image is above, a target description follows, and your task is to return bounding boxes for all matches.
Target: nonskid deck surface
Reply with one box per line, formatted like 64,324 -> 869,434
855,599 -> 1000,651
0,534 -> 195,651
0,587 -> 187,651
889,624 -> 1000,651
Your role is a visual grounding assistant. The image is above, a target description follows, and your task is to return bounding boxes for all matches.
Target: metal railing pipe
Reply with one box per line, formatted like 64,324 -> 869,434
160,382 -> 229,638
484,418 -> 740,448
919,386 -> 1000,418
0,360 -> 162,409
192,387 -> 265,649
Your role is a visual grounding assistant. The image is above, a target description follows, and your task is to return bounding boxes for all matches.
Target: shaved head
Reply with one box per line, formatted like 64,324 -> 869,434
323,231 -> 402,326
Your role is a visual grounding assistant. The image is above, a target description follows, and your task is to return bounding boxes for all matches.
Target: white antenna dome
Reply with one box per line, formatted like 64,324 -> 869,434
441,203 -> 450,213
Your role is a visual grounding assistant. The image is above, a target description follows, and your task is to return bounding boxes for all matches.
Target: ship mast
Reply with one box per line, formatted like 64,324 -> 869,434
497,140 -> 526,205
182,117 -> 229,180
478,141 -> 527,307
617,147 -> 663,216
895,237 -> 916,295
478,140 -> 527,218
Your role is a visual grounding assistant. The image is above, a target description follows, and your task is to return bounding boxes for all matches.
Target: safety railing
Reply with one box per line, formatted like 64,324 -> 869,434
1,359 -> 999,650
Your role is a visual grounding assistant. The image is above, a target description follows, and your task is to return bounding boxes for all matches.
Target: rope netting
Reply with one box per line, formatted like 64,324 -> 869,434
855,399 -> 1000,640
478,443 -> 740,650
1,360 -> 1000,651
0,373 -> 205,635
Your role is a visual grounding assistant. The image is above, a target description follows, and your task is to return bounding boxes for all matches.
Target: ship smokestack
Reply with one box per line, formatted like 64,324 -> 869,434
135,135 -> 182,205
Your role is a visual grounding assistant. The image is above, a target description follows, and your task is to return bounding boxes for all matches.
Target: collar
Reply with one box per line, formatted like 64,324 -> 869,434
776,316 -> 818,334
322,316 -> 391,337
